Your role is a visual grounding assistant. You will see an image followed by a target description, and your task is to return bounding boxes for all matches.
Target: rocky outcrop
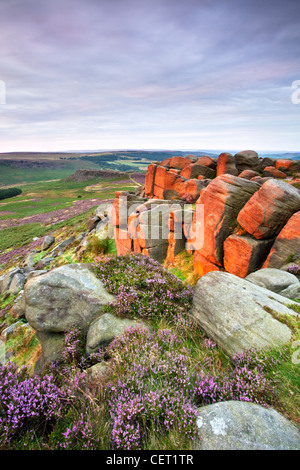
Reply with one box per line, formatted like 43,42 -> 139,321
114,152 -> 300,278
195,401 -> 300,450
263,211 -> 300,269
193,175 -> 260,267
237,180 -> 300,239
191,271 -> 296,359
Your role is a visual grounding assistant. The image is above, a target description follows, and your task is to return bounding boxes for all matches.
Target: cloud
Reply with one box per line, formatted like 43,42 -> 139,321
0,0 -> 299,151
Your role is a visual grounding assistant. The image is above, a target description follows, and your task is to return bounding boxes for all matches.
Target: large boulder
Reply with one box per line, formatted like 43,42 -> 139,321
237,180 -> 300,239
262,166 -> 287,179
263,211 -> 300,268
245,268 -> 300,294
191,271 -> 296,359
193,175 -> 259,266
24,264 -> 115,333
223,234 -> 275,278
275,159 -> 300,174
195,401 -> 300,450
86,313 -> 148,354
216,153 -> 238,177
234,150 -> 259,173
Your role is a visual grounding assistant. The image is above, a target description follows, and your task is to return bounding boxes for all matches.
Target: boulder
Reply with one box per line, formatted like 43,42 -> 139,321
245,268 -> 299,294
196,156 -> 216,168
95,220 -> 114,240
86,313 -> 148,354
0,268 -> 23,295
169,156 -> 191,170
223,234 -> 275,278
191,271 -> 296,359
275,159 -> 300,174
24,264 -> 115,333
181,163 -> 216,180
10,291 -> 26,319
238,170 -> 259,180
41,235 -> 55,251
263,211 -> 300,268
85,363 -> 109,383
216,153 -> 238,177
257,157 -> 275,172
234,150 -> 259,172
263,166 -> 287,178
194,175 -> 259,266
279,284 -> 300,301
195,401 -> 300,450
51,236 -> 75,253
8,272 -> 26,294
237,180 -> 300,240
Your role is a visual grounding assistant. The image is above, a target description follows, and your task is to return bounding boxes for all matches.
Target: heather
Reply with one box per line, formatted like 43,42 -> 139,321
94,253 -> 194,323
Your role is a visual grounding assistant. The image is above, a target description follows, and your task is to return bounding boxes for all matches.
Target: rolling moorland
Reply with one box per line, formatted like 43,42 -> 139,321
0,150 -> 300,450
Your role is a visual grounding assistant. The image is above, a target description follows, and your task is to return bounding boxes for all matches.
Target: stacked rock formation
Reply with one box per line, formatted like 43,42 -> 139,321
113,150 -> 300,277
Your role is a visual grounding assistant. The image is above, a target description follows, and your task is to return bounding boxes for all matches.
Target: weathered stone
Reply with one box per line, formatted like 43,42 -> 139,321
195,401 -> 300,450
180,163 -> 216,180
276,159 -> 300,174
234,150 -> 259,172
86,313 -> 148,354
223,234 -> 275,278
85,363 -> 109,383
142,243 -> 169,263
279,284 -> 300,301
237,180 -> 300,239
194,175 -> 260,266
191,271 -> 296,359
169,156 -> 191,170
24,264 -> 115,333
263,211 -> 300,268
10,291 -> 26,319
257,157 -> 275,171
145,163 -> 157,196
245,268 -> 299,294
193,252 -> 221,277
51,236 -> 75,253
95,220 -> 114,240
8,272 -> 26,294
196,156 -> 216,168
0,268 -> 23,294
238,170 -> 259,180
216,153 -> 238,177
41,235 -> 55,251
263,166 -> 287,178
35,331 -> 65,370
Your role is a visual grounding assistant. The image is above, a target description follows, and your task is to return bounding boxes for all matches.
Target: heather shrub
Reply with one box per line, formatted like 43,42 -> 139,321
95,253 -> 194,323
0,362 -> 66,448
103,326 -> 199,450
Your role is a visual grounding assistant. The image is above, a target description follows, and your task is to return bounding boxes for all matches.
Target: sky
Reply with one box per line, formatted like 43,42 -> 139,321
0,0 -> 299,153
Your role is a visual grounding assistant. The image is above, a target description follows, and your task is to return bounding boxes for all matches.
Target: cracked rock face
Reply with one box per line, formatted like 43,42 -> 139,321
191,271 -> 297,359
24,264 -> 115,333
195,401 -> 300,450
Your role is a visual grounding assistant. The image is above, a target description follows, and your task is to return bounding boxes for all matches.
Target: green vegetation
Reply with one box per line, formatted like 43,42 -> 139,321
0,224 -> 48,251
0,187 -> 22,201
